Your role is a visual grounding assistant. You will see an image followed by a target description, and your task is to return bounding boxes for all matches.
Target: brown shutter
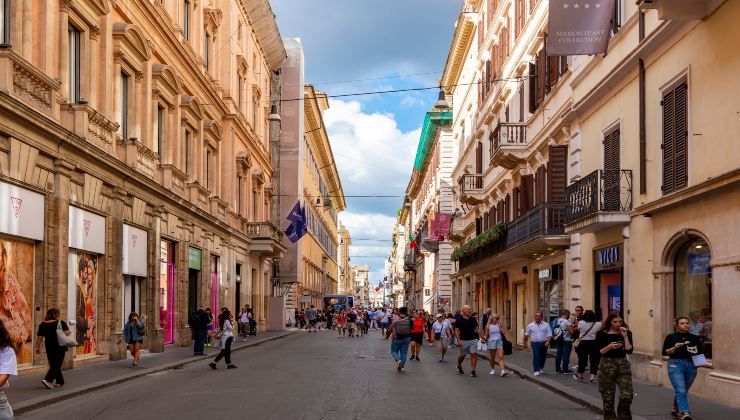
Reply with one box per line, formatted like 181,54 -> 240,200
547,145 -> 568,203
559,56 -> 569,76
522,175 -> 534,211
513,187 -> 521,218
504,194 -> 511,221
603,128 -> 621,211
483,211 -> 490,231
674,82 -> 688,190
528,63 -> 537,113
535,165 -> 546,205
476,141 -> 483,173
661,81 -> 688,193
536,48 -> 546,105
548,53 -> 559,88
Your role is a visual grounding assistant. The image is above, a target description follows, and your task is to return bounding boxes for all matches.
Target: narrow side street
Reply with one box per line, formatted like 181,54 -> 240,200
22,331 -> 596,420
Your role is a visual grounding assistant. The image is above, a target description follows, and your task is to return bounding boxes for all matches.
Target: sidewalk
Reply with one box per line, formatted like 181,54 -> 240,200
477,346 -> 740,419
8,330 -> 296,415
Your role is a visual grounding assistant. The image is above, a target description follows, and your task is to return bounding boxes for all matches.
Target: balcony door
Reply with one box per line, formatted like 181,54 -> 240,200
603,128 -> 621,211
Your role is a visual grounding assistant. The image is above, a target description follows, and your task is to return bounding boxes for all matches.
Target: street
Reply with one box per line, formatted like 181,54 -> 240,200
23,331 -> 597,420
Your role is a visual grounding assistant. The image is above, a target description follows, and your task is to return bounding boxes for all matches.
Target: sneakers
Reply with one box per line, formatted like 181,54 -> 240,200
501,371 -> 509,377
208,362 -> 217,370
456,365 -> 464,375
489,369 -> 496,375
227,364 -> 237,369
397,360 -> 403,372
573,374 -> 584,382
41,380 -> 54,389
534,371 -> 541,376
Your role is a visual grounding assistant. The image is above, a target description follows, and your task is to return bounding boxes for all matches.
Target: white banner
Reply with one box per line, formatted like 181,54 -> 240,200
69,206 -> 106,254
0,181 -> 45,241
122,224 -> 148,277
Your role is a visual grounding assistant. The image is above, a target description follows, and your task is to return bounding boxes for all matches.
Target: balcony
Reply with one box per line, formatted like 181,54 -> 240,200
404,251 -> 416,271
638,0 -> 721,21
489,122 -> 528,169
565,170 -> 633,234
244,222 -> 286,257
458,203 -> 569,271
459,174 -> 485,205
0,49 -> 60,118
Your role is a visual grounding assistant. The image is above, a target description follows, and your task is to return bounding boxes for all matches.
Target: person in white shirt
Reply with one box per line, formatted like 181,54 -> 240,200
432,314 -> 453,362
238,307 -> 250,341
379,308 -> 391,336
209,311 -> 236,370
0,320 -> 18,418
523,312 -> 552,376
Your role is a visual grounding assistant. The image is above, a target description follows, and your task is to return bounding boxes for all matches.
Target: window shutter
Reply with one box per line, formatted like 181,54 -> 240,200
515,0 -> 523,37
603,128 -> 621,211
476,141 -> 483,173
604,127 -> 620,171
662,85 -> 677,193
674,82 -> 688,190
547,145 -> 568,203
548,54 -> 559,88
504,194 -> 511,221
535,165 -> 546,205
536,48 -> 546,105
513,186 -> 521,218
522,175 -> 534,211
484,211 -> 490,231
528,63 -> 537,114
559,56 -> 569,76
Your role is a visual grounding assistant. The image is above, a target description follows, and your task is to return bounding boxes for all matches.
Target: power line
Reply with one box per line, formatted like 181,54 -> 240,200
283,71 -> 442,88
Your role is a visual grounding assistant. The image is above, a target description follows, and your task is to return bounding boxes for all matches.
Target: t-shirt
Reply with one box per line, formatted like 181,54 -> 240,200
557,318 -> 573,342
433,320 -> 451,338
0,346 -> 17,389
380,311 -> 390,323
346,312 -> 357,323
596,330 -> 634,358
239,312 -> 250,323
411,318 -> 425,333
577,321 -> 601,341
455,316 -> 479,341
306,308 -> 318,321
37,321 -> 70,353
662,332 -> 703,360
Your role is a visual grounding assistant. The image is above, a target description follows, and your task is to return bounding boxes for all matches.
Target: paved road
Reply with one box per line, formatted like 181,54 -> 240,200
24,331 -> 599,419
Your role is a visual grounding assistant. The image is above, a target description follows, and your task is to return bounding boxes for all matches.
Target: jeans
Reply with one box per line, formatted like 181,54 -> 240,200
44,350 -> 65,385
194,329 -> 207,354
667,358 -> 697,413
556,340 -> 573,372
391,336 -> 411,367
531,342 -> 547,372
214,337 -> 234,365
0,389 -> 13,419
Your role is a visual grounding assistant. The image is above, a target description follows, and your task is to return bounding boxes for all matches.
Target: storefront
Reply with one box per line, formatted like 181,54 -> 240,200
159,240 -> 175,345
188,247 -> 202,316
538,264 -> 564,324
594,244 -> 623,319
0,180 -> 44,367
68,205 -> 106,358
122,224 -> 148,335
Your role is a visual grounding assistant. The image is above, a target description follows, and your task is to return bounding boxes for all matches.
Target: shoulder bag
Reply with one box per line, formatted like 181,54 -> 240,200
501,333 -> 513,356
56,321 -> 77,347
136,322 -> 146,336
573,322 -> 595,349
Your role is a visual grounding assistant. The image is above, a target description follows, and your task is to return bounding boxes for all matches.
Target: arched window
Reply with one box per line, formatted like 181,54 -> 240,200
674,237 -> 712,358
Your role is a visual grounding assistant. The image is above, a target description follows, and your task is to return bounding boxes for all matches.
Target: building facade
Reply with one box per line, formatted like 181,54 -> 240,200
0,0 -> 286,373
353,265 -> 369,306
337,222 -> 352,296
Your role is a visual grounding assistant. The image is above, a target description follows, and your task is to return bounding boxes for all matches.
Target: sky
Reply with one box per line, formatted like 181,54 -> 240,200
272,0 -> 460,286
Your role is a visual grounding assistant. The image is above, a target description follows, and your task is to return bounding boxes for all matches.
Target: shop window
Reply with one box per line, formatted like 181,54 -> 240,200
122,275 -> 141,327
68,24 -> 82,103
674,237 -> 712,358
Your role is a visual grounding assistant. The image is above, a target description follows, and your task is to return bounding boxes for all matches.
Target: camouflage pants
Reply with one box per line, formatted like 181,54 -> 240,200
597,357 -> 633,420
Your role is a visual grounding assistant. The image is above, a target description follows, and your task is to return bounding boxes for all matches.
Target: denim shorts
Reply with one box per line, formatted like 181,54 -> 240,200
0,389 -> 13,420
486,339 -> 504,350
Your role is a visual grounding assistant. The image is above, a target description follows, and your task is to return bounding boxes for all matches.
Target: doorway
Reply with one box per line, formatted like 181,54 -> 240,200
596,270 -> 622,320
515,282 -> 525,345
235,264 -> 242,314
188,269 -> 199,315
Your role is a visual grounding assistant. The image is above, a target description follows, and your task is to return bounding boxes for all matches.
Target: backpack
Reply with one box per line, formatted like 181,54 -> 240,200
394,317 -> 412,337
551,318 -> 563,343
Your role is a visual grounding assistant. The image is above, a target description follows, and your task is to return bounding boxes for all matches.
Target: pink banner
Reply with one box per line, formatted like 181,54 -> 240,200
433,212 -> 451,240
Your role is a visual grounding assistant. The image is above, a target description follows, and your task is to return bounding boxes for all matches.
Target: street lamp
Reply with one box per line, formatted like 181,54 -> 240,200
434,87 -> 450,110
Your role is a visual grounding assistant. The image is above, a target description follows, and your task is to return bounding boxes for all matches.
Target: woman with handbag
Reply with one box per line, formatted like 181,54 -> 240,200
663,316 -> 704,420
34,308 -> 73,389
573,309 -> 601,383
118,312 -> 145,367
483,314 -> 509,377
209,310 -> 236,370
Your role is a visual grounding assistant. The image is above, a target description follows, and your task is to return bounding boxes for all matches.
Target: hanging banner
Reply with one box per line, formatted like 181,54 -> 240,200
122,224 -> 148,277
547,0 -> 615,56
0,181 -> 45,241
69,206 -> 106,254
433,212 -> 451,240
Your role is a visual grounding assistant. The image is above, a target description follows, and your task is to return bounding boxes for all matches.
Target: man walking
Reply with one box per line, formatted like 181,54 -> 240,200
433,313 -> 453,362
386,306 -> 413,372
524,312 -> 553,376
305,305 -> 318,332
454,305 -> 481,377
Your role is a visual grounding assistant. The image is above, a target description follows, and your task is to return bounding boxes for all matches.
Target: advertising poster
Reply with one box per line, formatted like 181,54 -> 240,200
0,240 -> 34,364
69,252 -> 97,356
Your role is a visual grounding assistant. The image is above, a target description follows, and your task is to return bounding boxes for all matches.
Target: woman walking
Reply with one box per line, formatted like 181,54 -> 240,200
34,308 -> 72,389
483,314 -> 509,376
409,311 -> 426,361
432,314 -> 452,362
663,316 -> 704,420
118,312 -> 145,367
0,320 -> 18,419
596,312 -> 634,420
572,309 -> 601,383
209,310 -> 236,369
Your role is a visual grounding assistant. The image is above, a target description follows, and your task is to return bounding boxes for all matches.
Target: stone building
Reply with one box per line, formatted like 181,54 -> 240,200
0,0 -> 285,373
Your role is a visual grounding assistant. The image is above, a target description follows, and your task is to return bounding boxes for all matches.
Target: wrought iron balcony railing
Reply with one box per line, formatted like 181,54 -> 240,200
565,170 -> 633,223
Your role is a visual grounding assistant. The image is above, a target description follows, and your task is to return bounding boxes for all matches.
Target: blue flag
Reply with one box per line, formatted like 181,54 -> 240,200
284,201 -> 307,243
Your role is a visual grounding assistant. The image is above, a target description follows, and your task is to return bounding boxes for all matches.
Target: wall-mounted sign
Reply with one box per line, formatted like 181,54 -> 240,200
538,268 -> 551,279
122,224 -> 148,277
188,247 -> 202,270
0,181 -> 45,241
69,206 -> 105,254
595,244 -> 623,271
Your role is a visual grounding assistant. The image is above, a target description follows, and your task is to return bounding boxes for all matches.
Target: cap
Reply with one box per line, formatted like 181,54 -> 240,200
436,313 -> 444,318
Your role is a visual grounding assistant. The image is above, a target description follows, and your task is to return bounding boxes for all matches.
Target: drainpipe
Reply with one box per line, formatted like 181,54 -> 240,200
638,11 -> 646,195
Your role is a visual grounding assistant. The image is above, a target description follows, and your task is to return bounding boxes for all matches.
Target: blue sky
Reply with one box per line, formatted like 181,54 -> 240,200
272,0 -> 460,285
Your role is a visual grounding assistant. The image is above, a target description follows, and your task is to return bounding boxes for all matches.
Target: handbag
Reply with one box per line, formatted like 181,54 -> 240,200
573,322 -> 596,349
502,334 -> 513,356
56,321 -> 77,347
691,354 -> 708,367
136,322 -> 146,336
434,332 -> 441,340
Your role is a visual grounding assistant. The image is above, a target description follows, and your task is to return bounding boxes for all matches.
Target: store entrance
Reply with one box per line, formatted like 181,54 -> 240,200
188,269 -> 199,315
596,270 -> 622,320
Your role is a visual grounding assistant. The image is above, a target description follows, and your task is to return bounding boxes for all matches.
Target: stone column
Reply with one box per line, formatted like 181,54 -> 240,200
50,159 -> 74,368
58,5 -> 70,101
21,0 -> 31,60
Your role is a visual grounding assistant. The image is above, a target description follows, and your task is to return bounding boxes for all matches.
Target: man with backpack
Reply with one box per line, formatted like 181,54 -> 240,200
386,306 -> 413,372
553,309 -> 573,373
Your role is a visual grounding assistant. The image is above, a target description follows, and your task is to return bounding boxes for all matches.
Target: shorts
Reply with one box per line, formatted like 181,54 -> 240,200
486,339 -> 504,350
347,322 -> 356,329
127,339 -> 143,345
338,323 -> 346,329
459,339 -> 478,355
411,332 -> 424,344
308,319 -> 317,325
380,321 -> 390,329
438,337 -> 450,349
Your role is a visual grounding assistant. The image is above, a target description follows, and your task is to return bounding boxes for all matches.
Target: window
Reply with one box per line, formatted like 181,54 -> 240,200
184,130 -> 191,175
0,0 -> 9,45
237,77 -> 243,113
157,106 -> 165,159
674,237 -> 712,358
68,24 -> 81,103
661,79 -> 688,194
120,72 -> 129,140
183,0 -> 190,41
205,149 -> 211,189
237,175 -> 243,215
252,96 -> 259,128
611,0 -> 624,34
237,21 -> 243,43
252,189 -> 258,220
204,32 -> 210,71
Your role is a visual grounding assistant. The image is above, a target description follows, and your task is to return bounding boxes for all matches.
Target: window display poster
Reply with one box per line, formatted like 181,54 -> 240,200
0,240 -> 34,364
687,252 -> 711,276
68,252 -> 97,356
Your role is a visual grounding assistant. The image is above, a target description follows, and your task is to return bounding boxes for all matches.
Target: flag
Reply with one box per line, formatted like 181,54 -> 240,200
408,232 -> 417,249
547,0 -> 616,56
284,201 -> 307,243
433,212 -> 451,240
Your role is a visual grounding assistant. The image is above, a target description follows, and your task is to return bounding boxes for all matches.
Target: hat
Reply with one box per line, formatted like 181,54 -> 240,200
435,313 -> 443,318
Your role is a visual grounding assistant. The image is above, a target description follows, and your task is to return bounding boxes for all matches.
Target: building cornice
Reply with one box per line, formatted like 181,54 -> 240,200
239,0 -> 287,70
441,2 -> 478,94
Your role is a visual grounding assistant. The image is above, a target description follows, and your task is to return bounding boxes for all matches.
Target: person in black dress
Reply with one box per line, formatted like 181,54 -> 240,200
34,308 -> 72,389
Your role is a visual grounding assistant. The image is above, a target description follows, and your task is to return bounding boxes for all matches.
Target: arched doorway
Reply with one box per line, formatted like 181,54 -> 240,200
672,236 -> 712,358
